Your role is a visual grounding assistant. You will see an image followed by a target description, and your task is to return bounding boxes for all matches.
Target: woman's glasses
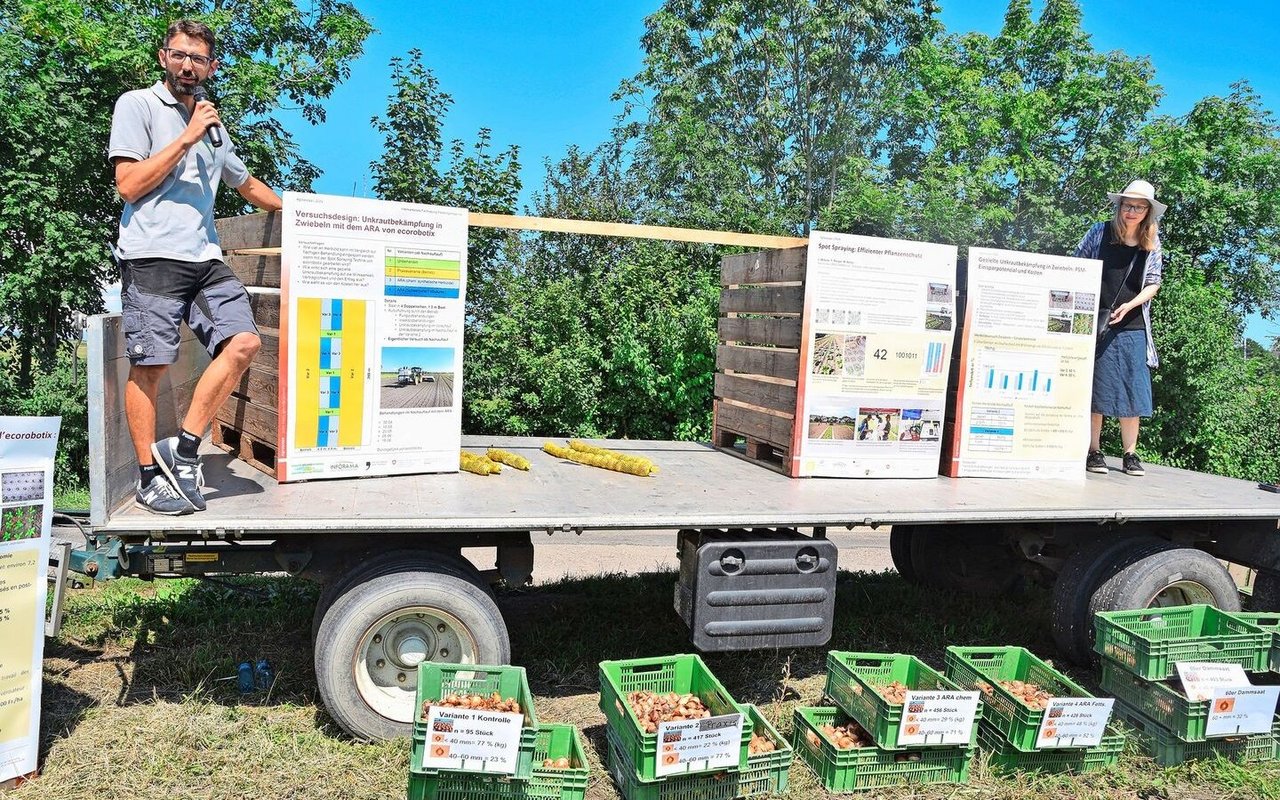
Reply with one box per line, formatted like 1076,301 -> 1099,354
1120,203 -> 1149,214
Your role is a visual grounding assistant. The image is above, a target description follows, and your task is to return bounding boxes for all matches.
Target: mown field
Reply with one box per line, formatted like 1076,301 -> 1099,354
17,568 -> 1280,799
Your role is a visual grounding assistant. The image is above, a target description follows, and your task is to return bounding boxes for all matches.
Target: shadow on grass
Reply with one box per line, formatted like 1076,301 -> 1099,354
50,577 -> 321,719
503,568 -> 1071,707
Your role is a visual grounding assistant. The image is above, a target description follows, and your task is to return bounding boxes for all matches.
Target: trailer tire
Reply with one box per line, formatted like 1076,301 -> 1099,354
889,526 -> 918,584
311,550 -> 488,645
1050,535 -> 1171,664
314,567 -> 510,741
1092,547 -> 1241,629
908,525 -> 1023,596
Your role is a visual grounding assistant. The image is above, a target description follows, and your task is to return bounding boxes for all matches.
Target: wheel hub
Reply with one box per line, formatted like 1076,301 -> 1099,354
355,606 -> 478,722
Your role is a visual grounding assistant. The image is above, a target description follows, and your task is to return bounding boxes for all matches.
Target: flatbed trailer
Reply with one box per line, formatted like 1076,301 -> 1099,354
70,300 -> 1280,741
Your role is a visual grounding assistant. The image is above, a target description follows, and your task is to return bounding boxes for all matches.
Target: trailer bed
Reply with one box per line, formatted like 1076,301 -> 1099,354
99,436 -> 1279,536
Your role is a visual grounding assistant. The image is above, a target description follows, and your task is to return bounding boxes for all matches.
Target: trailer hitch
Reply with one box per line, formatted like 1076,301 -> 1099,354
67,537 -> 129,580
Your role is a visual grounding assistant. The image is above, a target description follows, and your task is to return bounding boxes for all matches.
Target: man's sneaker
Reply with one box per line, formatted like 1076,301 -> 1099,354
152,437 -> 207,511
1086,450 -> 1108,474
136,475 -> 195,515
1122,452 -> 1145,476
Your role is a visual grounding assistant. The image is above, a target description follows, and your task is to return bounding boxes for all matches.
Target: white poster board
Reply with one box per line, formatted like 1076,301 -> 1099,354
952,248 -> 1101,478
0,417 -> 60,783
794,232 -> 957,477
280,192 -> 468,482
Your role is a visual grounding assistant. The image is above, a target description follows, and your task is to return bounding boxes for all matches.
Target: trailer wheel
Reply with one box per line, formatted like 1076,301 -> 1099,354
908,525 -> 1023,596
314,567 -> 510,741
1092,547 -> 1241,622
1050,535 -> 1171,664
1250,570 -> 1280,612
889,526 -> 919,584
311,550 -> 487,645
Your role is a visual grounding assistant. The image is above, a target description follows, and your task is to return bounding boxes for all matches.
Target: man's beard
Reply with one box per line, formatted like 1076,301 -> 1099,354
164,66 -> 198,97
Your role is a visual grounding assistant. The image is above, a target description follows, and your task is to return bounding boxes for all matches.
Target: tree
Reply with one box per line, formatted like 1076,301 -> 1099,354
616,0 -> 940,233
368,49 -> 522,327
0,0 -> 371,488
1137,83 -> 1280,317
825,0 -> 1159,252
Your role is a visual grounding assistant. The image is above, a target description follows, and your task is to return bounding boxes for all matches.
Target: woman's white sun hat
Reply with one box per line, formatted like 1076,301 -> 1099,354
1107,179 -> 1167,219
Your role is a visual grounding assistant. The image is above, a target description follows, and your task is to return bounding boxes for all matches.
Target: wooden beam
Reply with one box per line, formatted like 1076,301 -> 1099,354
223,213 -> 808,254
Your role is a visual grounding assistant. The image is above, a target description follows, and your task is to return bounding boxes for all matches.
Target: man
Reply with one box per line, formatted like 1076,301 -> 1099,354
109,19 -> 282,514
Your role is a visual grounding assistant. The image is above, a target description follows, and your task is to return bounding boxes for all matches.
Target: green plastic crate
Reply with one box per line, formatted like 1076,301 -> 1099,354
1232,612 -> 1280,673
599,654 -> 753,781
1112,700 -> 1280,767
824,652 -> 981,750
408,724 -> 590,800
1094,605 -> 1271,680
414,663 -> 539,778
791,706 -> 972,793
603,705 -> 791,800
1099,659 -> 1210,742
977,721 -> 1124,774
943,646 -> 1094,752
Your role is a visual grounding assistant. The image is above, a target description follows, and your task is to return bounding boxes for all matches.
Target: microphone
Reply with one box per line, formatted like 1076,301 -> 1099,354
191,86 -> 223,148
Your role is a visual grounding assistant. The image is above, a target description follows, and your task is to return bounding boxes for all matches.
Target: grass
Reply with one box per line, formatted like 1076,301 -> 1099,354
18,570 -> 1280,799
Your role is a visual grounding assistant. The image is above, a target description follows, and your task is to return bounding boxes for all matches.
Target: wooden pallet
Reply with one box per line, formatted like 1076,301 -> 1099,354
713,246 -> 807,476
210,213 -> 283,479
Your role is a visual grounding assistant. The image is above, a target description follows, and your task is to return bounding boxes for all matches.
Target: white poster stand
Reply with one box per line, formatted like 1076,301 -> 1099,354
0,416 -> 60,783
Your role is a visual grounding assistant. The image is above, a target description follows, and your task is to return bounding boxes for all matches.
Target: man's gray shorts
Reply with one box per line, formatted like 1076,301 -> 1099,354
120,257 -> 259,366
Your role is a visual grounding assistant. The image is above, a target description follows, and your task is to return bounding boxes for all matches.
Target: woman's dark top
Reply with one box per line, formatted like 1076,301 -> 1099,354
1099,238 -> 1146,331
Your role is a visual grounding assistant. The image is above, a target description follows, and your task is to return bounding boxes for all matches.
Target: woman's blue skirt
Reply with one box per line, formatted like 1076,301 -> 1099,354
1092,328 -> 1152,417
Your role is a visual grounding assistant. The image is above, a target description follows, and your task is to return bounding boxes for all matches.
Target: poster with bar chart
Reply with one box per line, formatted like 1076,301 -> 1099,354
948,247 -> 1101,478
792,231 -> 957,478
280,192 -> 468,482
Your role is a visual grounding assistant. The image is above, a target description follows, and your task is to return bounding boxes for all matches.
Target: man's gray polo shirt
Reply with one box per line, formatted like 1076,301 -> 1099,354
108,81 -> 249,263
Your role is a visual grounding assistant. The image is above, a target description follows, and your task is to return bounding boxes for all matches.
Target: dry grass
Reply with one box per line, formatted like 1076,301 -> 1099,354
14,570 -> 1280,799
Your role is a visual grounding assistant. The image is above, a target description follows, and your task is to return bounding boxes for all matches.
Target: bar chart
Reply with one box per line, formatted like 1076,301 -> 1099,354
973,349 -> 1058,398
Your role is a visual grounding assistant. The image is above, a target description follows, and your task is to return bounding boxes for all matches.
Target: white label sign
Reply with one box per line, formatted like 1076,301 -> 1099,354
897,690 -> 981,746
420,707 -> 524,774
1205,686 -> 1280,738
1035,697 -> 1114,749
1175,662 -> 1251,702
654,712 -> 744,777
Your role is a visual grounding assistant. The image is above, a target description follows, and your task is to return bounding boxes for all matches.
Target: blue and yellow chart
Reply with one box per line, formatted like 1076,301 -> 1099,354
294,298 -> 367,448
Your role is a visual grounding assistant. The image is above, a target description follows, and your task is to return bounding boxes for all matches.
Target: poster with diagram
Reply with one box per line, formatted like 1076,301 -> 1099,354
950,247 -> 1101,478
0,416 -> 59,784
792,232 -> 957,478
279,192 -> 467,482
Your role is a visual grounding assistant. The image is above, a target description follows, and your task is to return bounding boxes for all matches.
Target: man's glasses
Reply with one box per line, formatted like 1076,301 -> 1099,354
164,48 -> 213,68
1120,203 -> 1150,214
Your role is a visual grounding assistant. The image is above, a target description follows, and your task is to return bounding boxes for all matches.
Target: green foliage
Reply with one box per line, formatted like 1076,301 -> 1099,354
617,0 -> 940,232
465,241 -> 719,441
1,0 -> 369,480
369,49 -> 521,324
0,339 -> 89,491
826,0 -> 1160,253
1137,83 -> 1280,316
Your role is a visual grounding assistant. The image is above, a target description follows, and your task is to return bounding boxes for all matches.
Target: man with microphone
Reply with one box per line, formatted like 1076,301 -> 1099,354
109,19 -> 282,514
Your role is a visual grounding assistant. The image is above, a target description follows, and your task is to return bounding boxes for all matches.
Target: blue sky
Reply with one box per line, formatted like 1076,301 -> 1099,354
280,0 -> 1279,342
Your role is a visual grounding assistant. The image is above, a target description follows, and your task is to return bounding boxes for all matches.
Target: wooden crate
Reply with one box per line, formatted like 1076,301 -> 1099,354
212,212 -> 283,478
713,247 -> 807,475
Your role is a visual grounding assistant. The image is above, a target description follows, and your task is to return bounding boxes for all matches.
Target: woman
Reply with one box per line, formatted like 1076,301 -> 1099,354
1075,180 -> 1165,477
